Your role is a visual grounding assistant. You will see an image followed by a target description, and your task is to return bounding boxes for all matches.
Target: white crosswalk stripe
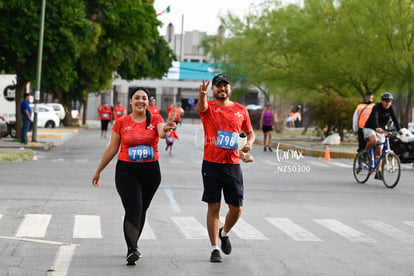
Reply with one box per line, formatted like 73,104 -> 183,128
171,216 -> 208,239
141,223 -> 157,240
15,214 -> 52,238
73,215 -> 102,239
266,218 -> 322,241
314,219 -> 376,243
221,217 -> 268,240
2,213 -> 414,244
361,220 -> 414,244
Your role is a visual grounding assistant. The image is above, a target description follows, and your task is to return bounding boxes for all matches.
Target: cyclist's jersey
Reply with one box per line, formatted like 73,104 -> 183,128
365,103 -> 401,131
113,114 -> 164,162
198,101 -> 253,164
357,103 -> 375,128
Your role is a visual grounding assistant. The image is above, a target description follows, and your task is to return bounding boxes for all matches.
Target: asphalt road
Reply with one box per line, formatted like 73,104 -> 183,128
0,123 -> 414,276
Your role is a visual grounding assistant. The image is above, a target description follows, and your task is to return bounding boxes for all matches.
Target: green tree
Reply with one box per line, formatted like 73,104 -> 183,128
202,0 -> 414,134
0,0 -> 90,138
0,0 -> 175,136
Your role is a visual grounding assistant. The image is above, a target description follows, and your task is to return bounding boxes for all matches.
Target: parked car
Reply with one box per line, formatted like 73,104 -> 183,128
246,104 -> 263,111
0,116 -> 8,137
30,104 -> 60,128
45,103 -> 66,121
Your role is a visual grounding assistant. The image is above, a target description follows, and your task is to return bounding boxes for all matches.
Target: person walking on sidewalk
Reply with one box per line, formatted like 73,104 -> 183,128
20,92 -> 33,145
197,74 -> 255,263
92,87 -> 176,265
260,104 -> 275,151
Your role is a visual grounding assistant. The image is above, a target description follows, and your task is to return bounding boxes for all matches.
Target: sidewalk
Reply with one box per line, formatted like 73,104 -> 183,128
256,128 -> 358,159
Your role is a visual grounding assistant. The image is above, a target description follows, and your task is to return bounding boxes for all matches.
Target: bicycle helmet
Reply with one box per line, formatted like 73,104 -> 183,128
381,92 -> 393,100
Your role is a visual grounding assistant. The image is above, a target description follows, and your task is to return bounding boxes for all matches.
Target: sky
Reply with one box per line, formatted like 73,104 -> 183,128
154,0 -> 300,36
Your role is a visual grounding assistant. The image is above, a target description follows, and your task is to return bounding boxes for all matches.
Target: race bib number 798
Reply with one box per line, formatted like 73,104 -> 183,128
128,145 -> 154,162
216,130 -> 238,150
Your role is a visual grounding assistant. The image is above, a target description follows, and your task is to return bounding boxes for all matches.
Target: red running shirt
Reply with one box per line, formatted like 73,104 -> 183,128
198,101 -> 253,164
99,106 -> 112,121
147,106 -> 160,115
113,114 -> 164,162
113,105 -> 126,120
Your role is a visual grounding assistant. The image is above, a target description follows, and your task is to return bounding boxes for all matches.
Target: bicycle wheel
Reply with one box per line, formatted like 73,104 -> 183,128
353,151 -> 371,183
381,152 -> 401,189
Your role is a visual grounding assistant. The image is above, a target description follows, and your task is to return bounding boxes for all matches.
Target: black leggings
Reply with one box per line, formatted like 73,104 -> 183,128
115,160 -> 161,252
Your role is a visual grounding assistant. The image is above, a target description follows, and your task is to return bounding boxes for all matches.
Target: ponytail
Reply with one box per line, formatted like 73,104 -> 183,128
145,109 -> 151,128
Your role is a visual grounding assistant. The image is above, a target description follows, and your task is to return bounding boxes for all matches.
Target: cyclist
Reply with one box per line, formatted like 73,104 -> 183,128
362,92 -> 402,179
352,91 -> 374,152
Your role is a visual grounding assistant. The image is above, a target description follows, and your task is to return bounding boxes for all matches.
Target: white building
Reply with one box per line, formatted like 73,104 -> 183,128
86,24 -> 263,120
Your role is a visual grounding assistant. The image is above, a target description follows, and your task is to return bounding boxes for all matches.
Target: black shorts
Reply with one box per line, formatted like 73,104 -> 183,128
262,125 -> 272,133
201,160 -> 243,207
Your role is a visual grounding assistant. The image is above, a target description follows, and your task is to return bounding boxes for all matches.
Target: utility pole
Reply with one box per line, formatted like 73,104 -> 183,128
32,0 -> 46,142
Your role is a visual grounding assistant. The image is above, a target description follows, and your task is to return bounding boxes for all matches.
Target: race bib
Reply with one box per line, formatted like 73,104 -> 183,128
216,130 -> 238,150
166,136 -> 174,143
102,113 -> 110,118
128,145 -> 154,162
117,111 -> 122,115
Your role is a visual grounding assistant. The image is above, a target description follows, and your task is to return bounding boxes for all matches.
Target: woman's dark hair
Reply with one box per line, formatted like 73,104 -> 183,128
129,87 -> 151,128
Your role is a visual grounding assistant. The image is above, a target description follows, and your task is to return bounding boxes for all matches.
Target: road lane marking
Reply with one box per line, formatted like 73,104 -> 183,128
15,214 -> 52,238
220,217 -> 268,240
164,188 -> 181,213
361,220 -> 414,244
172,217 -> 208,239
141,223 -> 156,240
314,219 -> 375,243
266,218 -> 322,242
73,215 -> 102,239
403,221 -> 414,227
329,161 -> 352,168
48,244 -> 78,276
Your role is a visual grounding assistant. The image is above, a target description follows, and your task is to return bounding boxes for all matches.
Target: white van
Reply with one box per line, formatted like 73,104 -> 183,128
0,74 -> 17,136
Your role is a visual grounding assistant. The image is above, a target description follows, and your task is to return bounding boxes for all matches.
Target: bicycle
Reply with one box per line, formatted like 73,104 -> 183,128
353,132 -> 401,188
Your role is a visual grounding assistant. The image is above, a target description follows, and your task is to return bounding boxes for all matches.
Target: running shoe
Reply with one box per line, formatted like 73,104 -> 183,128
126,250 -> 141,265
219,227 -> 232,255
210,249 -> 222,263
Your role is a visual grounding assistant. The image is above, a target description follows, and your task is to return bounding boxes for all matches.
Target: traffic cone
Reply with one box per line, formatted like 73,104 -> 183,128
324,146 -> 331,161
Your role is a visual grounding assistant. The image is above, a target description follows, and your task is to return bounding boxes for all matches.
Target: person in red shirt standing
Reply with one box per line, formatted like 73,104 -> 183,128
113,101 -> 126,121
147,96 -> 160,115
197,74 -> 255,263
99,104 -> 113,138
92,87 -> 176,265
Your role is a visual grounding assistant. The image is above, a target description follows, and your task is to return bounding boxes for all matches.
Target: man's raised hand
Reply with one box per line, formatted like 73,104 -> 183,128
199,79 -> 210,95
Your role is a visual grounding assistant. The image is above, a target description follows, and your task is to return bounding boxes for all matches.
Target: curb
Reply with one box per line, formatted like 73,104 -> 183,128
254,140 -> 356,159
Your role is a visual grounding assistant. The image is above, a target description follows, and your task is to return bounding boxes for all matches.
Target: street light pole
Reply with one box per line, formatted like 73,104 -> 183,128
32,0 -> 46,142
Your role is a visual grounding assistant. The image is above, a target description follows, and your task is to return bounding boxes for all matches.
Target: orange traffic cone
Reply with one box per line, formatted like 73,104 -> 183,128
324,146 -> 331,161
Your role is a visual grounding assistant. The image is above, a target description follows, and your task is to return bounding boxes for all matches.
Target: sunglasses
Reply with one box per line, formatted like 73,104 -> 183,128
382,99 -> 392,103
